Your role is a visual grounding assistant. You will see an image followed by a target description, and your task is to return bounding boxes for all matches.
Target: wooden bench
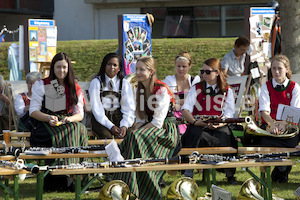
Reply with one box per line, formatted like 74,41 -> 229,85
0,167 -> 28,200
50,159 -> 295,200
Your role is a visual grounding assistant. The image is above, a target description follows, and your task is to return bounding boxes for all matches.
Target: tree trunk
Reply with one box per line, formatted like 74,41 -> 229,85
280,0 -> 300,73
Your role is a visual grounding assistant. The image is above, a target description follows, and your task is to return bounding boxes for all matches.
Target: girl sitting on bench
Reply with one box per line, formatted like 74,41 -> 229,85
115,56 -> 179,200
89,53 -> 135,139
29,52 -> 87,165
181,57 -> 237,184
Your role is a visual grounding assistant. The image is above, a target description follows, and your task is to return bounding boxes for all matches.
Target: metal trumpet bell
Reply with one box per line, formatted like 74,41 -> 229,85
237,178 -> 263,200
98,180 -> 130,200
166,177 -> 198,200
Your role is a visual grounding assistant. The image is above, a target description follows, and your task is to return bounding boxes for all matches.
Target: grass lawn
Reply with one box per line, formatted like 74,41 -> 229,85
0,38 -> 234,81
1,157 -> 299,199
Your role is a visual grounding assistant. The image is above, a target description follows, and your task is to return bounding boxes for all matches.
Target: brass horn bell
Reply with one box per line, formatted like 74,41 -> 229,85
98,180 -> 130,200
237,178 -> 284,200
166,177 -> 198,200
237,178 -> 263,200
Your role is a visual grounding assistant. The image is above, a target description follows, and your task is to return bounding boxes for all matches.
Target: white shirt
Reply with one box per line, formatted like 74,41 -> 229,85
29,79 -> 84,117
14,92 -> 30,118
135,87 -> 171,128
163,74 -> 200,93
181,83 -> 235,118
221,45 -> 253,76
259,78 -> 300,113
89,75 -> 135,130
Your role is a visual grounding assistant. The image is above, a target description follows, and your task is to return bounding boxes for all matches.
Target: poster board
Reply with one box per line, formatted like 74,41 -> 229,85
118,14 -> 152,75
247,7 -> 275,78
28,19 -> 57,72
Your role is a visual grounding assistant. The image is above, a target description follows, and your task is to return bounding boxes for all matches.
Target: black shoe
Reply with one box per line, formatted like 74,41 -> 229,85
227,176 -> 237,185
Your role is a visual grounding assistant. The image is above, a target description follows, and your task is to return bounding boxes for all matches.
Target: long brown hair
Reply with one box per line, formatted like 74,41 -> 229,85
200,58 -> 229,94
48,52 -> 78,106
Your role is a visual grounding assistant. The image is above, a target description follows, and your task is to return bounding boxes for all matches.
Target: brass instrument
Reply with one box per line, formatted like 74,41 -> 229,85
244,116 -> 299,138
237,178 -> 263,200
125,73 -> 138,91
237,178 -> 284,200
98,180 -> 130,200
166,177 -> 198,200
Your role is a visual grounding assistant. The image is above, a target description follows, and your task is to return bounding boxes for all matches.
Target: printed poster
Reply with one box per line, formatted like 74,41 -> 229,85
28,19 -> 57,72
121,14 -> 152,74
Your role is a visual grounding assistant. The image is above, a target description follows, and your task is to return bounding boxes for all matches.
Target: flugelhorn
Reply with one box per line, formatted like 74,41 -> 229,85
244,116 -> 299,138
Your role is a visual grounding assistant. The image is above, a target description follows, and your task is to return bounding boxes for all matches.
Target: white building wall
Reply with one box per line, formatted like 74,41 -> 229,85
95,8 -> 140,39
54,0 -> 94,41
54,0 -> 140,40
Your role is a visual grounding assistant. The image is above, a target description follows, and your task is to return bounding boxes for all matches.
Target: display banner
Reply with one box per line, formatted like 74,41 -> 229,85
28,19 -> 57,72
248,7 -> 275,74
119,14 -> 152,75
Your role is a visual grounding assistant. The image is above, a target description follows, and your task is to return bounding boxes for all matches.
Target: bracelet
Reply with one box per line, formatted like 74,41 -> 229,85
192,120 -> 197,126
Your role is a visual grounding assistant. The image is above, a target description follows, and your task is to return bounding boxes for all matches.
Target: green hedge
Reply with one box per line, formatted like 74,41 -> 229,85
0,38 -> 235,81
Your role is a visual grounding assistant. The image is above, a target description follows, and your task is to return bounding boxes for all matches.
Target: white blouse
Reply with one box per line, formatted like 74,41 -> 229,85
181,83 -> 235,118
163,74 -> 200,93
29,79 -> 85,117
14,92 -> 30,118
89,75 -> 135,130
259,78 -> 300,113
135,86 -> 171,129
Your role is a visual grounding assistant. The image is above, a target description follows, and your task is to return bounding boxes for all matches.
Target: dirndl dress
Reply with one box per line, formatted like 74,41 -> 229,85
115,113 -> 178,199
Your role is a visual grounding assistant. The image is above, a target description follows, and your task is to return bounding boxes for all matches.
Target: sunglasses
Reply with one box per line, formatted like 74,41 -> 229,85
200,69 -> 217,75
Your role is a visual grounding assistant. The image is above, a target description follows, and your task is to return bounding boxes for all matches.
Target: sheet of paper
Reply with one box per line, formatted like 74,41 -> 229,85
105,140 -> 124,162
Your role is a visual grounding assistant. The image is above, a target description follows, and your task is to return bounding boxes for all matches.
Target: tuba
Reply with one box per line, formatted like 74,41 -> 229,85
237,178 -> 284,200
98,180 -> 130,200
166,177 -> 198,200
244,116 -> 299,139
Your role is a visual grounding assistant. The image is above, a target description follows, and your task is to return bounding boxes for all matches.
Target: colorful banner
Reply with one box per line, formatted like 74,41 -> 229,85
248,7 -> 275,74
28,19 -> 57,72
121,14 -> 152,74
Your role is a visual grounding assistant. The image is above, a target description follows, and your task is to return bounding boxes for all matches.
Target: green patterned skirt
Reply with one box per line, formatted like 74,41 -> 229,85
114,117 -> 178,200
44,121 -> 88,165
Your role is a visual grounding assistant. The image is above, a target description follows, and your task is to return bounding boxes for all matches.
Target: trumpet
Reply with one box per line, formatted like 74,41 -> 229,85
244,116 -> 299,138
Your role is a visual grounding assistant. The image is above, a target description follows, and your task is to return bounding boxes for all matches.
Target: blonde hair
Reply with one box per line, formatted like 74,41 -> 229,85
175,51 -> 192,66
136,56 -> 158,119
271,54 -> 292,79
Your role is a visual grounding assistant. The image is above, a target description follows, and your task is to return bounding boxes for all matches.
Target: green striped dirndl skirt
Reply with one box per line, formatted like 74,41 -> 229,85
114,117 -> 178,200
45,121 -> 88,165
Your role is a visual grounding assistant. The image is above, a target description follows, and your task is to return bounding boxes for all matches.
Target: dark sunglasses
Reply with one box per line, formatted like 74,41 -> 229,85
200,69 -> 217,75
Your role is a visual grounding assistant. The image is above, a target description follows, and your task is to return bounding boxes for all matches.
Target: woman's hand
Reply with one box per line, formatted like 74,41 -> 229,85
110,126 -> 121,138
269,121 -> 286,135
62,116 -> 72,123
119,126 -> 127,138
48,115 -> 59,126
